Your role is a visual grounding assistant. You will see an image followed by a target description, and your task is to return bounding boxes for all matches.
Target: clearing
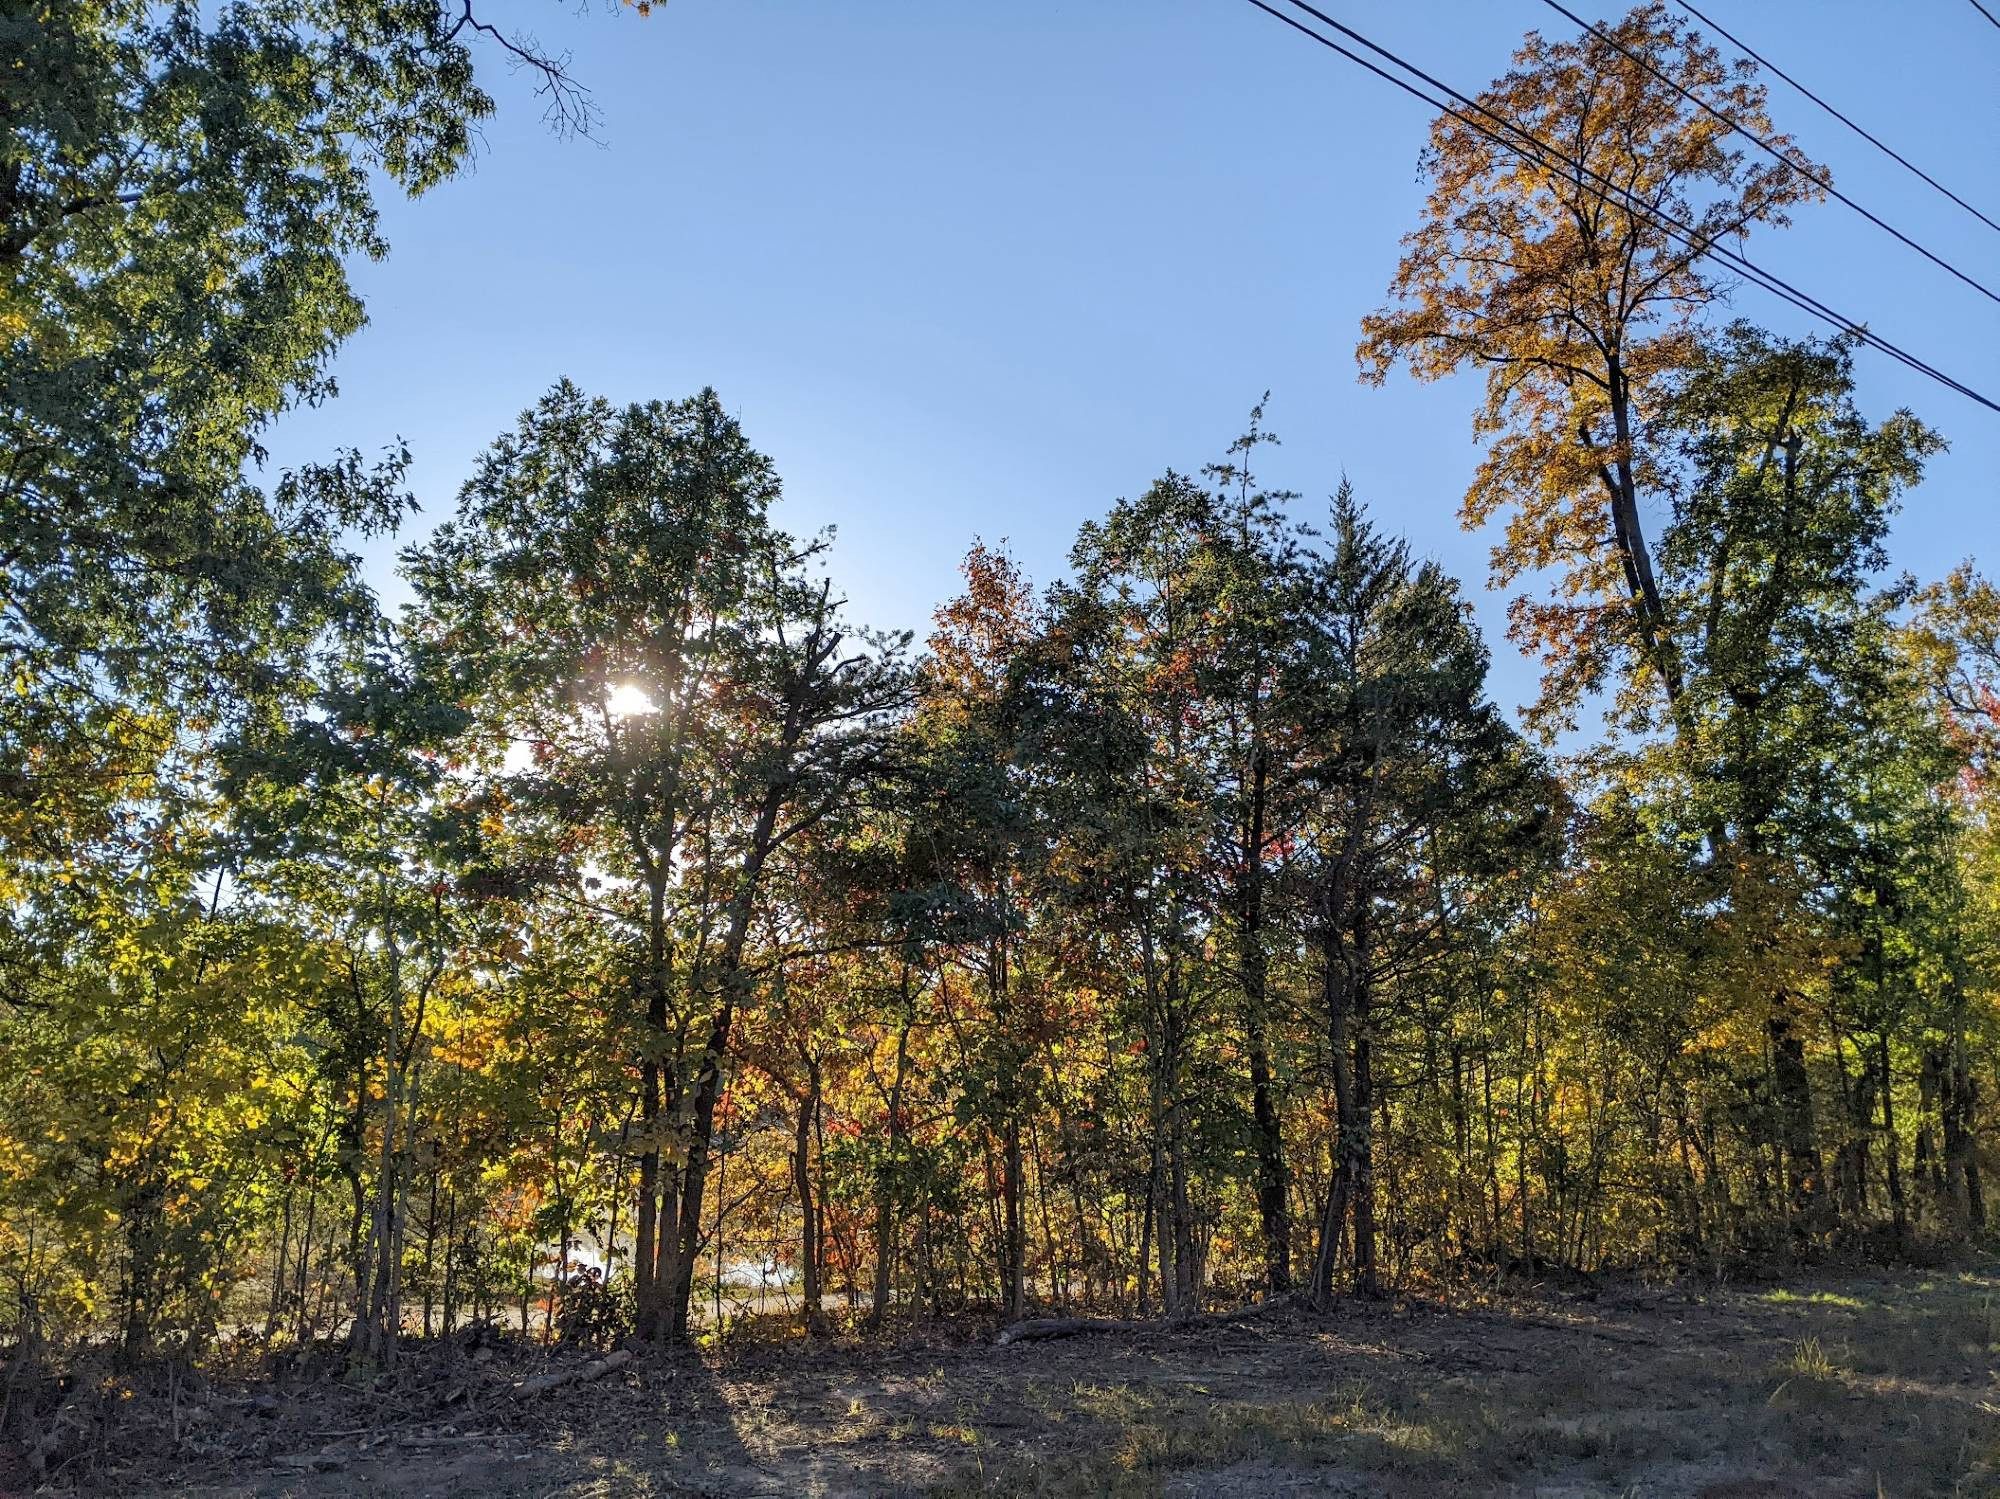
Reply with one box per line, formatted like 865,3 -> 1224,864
70,1264 -> 2000,1497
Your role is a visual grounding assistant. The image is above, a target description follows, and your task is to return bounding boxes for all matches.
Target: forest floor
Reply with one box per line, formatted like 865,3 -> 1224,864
28,1262 -> 2000,1498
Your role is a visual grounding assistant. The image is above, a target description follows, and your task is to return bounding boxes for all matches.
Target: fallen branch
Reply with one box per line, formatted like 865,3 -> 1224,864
27,1400 -> 88,1483
995,1317 -> 1163,1346
996,1299 -> 1294,1347
510,1348 -> 633,1398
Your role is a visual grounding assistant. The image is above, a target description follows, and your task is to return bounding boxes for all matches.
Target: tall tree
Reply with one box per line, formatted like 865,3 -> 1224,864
1357,3 -> 1822,735
1,0 -> 606,774
413,383 -> 907,1343
1292,486 -> 1528,1303
1654,327 -> 1940,1229
907,543 -> 1052,1321
412,382 -> 799,1338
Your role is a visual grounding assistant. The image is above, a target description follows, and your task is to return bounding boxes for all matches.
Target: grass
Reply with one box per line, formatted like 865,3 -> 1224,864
935,1272 -> 2000,1498
125,1265 -> 2000,1499
932,1383 -> 1460,1498
1777,1333 -> 1839,1382
1761,1288 -> 1869,1309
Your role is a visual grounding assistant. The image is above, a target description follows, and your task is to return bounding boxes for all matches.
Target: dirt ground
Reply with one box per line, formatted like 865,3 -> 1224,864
41,1264 -> 2000,1498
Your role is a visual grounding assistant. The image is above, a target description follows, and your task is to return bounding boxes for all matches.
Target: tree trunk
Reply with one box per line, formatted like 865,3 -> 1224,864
1942,1012 -> 1987,1231
1351,975 -> 1378,1297
869,988 -> 912,1329
1135,1154 -> 1156,1318
794,1058 -> 824,1335
1876,1033 -> 1906,1247
1002,1115 -> 1027,1321
660,776 -> 789,1344
1239,746 -> 1291,1296
633,870 -> 673,1341
1310,922 -> 1357,1311
266,1187 -> 295,1342
1768,1008 -> 1825,1239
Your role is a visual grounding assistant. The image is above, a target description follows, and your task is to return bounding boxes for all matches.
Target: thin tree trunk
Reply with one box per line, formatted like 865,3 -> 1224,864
1943,1002 -> 1987,1230
1002,1115 -> 1026,1321
1135,1154 -> 1156,1318
661,775 -> 790,1343
1768,1008 -> 1825,1238
794,1058 -> 824,1335
633,870 -> 673,1341
869,978 -> 913,1328
1877,1033 -> 1906,1247
1349,904 -> 1378,1297
266,1188 -> 294,1342
1240,746 -> 1291,1296
1310,922 -> 1357,1310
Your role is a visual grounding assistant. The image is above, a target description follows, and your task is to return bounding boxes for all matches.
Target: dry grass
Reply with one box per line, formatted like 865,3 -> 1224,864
935,1268 -> 2000,1498
75,1263 -> 2000,1498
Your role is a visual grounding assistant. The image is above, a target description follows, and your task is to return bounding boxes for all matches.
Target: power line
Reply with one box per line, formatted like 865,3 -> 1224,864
1969,0 -> 2000,32
1241,0 -> 2000,414
1671,0 -> 2000,238
1261,0 -> 1997,409
1536,0 -> 2000,304
1247,0 -> 1938,397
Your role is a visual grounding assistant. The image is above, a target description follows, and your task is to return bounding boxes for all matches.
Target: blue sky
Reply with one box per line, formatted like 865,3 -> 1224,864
264,0 -> 1999,723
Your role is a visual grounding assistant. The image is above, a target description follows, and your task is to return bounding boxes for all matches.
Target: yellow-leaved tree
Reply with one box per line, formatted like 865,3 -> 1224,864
1357,1 -> 1821,735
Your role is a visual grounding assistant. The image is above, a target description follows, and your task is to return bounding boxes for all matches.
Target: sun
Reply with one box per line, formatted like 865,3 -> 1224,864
605,682 -> 658,718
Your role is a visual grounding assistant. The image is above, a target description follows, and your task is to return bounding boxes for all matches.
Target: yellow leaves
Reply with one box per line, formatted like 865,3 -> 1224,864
1362,4 -> 1825,726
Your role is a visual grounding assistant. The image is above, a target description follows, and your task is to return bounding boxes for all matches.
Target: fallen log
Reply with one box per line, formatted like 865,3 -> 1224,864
995,1316 -> 1163,1346
27,1401 -> 89,1482
510,1348 -> 634,1398
995,1299 -> 1295,1346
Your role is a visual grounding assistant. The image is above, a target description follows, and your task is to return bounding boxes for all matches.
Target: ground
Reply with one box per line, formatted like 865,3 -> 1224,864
46,1265 -> 2000,1497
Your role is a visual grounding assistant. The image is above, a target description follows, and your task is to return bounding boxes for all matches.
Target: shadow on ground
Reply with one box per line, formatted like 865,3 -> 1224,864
134,1264 -> 2000,1498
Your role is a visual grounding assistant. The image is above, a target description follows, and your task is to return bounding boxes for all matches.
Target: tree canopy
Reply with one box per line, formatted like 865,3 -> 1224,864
2,2 -> 1995,1409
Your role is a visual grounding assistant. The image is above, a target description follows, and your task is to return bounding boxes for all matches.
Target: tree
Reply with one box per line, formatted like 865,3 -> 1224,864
1190,411 -> 1311,1297
413,383 -> 908,1344
1654,327 -> 1939,1231
412,382 -> 796,1340
910,544 -> 1047,1322
1291,486 -> 1532,1302
0,0 -> 611,754
653,571 -> 908,1343
1052,478 -> 1266,1316
3,7 -> 614,1360
225,621 -> 485,1365
1357,3 -> 1822,735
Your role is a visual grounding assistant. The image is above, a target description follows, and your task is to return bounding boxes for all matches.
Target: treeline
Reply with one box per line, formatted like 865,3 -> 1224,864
3,3 -> 1996,1367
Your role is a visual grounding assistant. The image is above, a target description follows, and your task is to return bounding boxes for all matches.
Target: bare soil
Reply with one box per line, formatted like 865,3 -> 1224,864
20,1264 -> 2000,1498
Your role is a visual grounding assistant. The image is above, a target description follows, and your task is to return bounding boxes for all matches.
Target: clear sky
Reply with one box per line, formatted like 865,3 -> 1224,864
264,0 -> 1999,724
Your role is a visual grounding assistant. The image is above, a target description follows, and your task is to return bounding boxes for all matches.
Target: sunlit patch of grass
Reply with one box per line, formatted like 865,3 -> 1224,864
1778,1334 -> 1838,1381
1766,1333 -> 1848,1415
1761,1289 -> 1866,1310
934,1380 -> 1478,1497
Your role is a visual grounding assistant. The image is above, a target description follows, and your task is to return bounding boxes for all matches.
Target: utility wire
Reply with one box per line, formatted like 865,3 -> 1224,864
1241,0 -> 2000,414
1536,0 -> 2000,303
1670,0 -> 2000,239
1264,0 -> 1995,408
1969,0 -> 2000,32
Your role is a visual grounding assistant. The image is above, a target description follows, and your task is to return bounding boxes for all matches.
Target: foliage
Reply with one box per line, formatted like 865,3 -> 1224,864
3,3 -> 1997,1388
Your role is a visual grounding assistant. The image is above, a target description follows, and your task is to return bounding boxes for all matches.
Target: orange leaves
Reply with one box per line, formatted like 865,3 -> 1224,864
1360,4 -> 1824,728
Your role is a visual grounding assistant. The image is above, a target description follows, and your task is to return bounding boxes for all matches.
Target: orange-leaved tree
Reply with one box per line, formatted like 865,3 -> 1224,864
1357,2 -> 1822,736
